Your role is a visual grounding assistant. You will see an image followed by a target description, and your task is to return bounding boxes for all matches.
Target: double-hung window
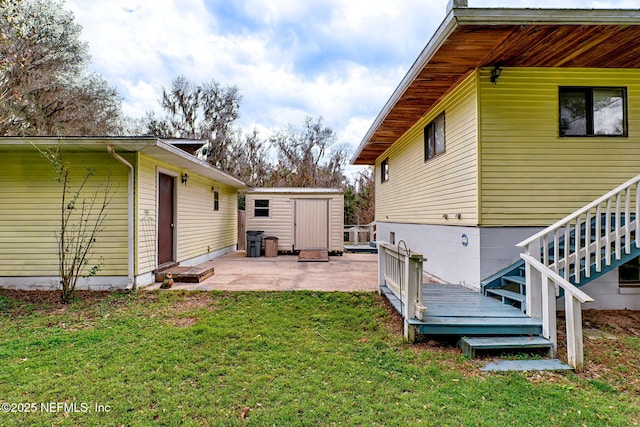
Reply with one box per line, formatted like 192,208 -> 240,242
381,158 -> 389,183
254,199 -> 269,217
559,87 -> 627,137
424,113 -> 446,161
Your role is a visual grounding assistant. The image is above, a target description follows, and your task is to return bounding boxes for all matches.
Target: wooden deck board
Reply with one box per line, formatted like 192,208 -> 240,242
421,284 -> 528,318
381,283 -> 542,337
298,250 -> 329,262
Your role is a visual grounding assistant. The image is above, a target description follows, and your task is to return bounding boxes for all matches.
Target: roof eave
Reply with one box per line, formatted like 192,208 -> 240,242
350,8 -> 459,165
154,139 -> 247,189
351,7 -> 640,165
456,7 -> 640,25
0,136 -> 248,190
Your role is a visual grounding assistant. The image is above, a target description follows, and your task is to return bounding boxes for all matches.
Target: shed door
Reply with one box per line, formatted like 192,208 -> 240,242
158,173 -> 175,265
294,199 -> 329,250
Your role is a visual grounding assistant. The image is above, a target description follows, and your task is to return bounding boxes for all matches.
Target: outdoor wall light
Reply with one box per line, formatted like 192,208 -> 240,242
181,173 -> 189,185
490,65 -> 502,84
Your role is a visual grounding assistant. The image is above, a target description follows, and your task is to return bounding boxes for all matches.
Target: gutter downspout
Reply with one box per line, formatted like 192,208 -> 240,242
107,145 -> 136,290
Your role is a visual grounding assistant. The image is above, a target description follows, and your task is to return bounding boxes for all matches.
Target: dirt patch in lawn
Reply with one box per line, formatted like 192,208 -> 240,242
166,293 -> 215,314
161,293 -> 215,327
0,289 -> 112,305
567,310 -> 640,393
165,316 -> 198,328
581,309 -> 640,336
0,289 -> 114,316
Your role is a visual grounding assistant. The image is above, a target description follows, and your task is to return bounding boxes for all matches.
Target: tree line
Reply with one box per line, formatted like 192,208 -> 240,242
0,0 -> 373,225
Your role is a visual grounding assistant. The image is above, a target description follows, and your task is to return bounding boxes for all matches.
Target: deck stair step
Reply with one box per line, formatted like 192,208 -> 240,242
410,316 -> 542,336
485,288 -> 526,307
459,336 -> 553,358
502,275 -> 526,287
480,359 -> 572,372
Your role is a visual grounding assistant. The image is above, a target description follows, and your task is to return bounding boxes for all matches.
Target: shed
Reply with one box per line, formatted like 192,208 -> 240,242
245,188 -> 344,254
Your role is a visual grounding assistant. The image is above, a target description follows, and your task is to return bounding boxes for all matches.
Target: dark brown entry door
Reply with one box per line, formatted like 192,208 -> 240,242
158,173 -> 175,265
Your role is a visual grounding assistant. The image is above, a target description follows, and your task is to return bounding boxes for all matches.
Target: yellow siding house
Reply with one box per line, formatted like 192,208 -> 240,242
0,137 -> 246,290
352,2 -> 640,309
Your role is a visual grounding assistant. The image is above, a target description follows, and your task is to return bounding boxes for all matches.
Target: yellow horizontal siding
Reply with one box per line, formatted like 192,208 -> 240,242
177,174 -> 237,261
375,72 -> 478,225
479,68 -> 640,226
136,155 -> 238,271
0,151 -> 129,276
136,154 -> 158,275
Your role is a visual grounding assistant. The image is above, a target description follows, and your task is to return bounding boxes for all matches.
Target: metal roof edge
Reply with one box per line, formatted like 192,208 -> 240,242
0,136 -> 157,146
455,7 -> 640,25
0,136 -> 247,189
154,139 -> 247,189
245,187 -> 344,194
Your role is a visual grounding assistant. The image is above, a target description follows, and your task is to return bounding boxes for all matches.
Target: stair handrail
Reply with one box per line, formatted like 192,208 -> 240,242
515,172 -> 640,371
520,254 -> 593,303
520,254 -> 593,370
517,172 -> 640,248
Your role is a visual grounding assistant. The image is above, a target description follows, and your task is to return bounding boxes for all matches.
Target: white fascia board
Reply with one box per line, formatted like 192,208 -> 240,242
150,139 -> 247,189
455,8 -> 640,25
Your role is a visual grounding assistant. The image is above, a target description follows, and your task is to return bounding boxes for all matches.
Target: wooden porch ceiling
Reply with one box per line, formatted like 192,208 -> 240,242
353,18 -> 640,165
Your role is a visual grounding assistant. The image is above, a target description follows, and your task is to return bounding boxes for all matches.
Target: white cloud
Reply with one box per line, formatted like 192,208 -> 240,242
65,0 -> 637,152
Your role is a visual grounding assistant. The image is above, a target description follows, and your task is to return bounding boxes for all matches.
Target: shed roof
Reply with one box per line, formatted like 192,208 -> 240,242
0,136 -> 247,189
246,187 -> 343,195
351,6 -> 640,165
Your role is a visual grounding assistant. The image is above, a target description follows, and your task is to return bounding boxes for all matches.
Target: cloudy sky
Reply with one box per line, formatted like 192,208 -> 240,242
65,0 -> 637,160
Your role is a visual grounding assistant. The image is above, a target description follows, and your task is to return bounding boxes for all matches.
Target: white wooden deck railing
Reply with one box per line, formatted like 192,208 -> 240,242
520,254 -> 593,370
377,241 -> 426,341
517,172 -> 640,370
344,222 -> 376,245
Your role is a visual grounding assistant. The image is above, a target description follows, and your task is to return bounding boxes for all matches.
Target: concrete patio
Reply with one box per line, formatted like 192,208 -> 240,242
144,251 -> 379,292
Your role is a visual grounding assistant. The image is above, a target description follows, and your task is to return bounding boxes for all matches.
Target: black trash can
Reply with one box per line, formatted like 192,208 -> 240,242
246,230 -> 264,257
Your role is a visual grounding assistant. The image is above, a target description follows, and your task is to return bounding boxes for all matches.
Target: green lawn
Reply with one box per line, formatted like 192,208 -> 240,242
0,290 -> 638,426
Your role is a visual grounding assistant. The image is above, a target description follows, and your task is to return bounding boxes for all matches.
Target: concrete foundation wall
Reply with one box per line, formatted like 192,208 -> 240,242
0,244 -> 237,291
376,222 -> 481,288
377,221 -> 640,308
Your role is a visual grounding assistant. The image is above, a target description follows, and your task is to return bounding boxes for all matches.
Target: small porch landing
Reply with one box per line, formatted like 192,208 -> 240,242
381,283 -> 542,337
154,261 -> 216,283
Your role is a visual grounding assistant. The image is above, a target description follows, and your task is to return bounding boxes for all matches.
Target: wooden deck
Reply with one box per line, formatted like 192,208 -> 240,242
381,283 -> 542,337
344,244 -> 378,254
